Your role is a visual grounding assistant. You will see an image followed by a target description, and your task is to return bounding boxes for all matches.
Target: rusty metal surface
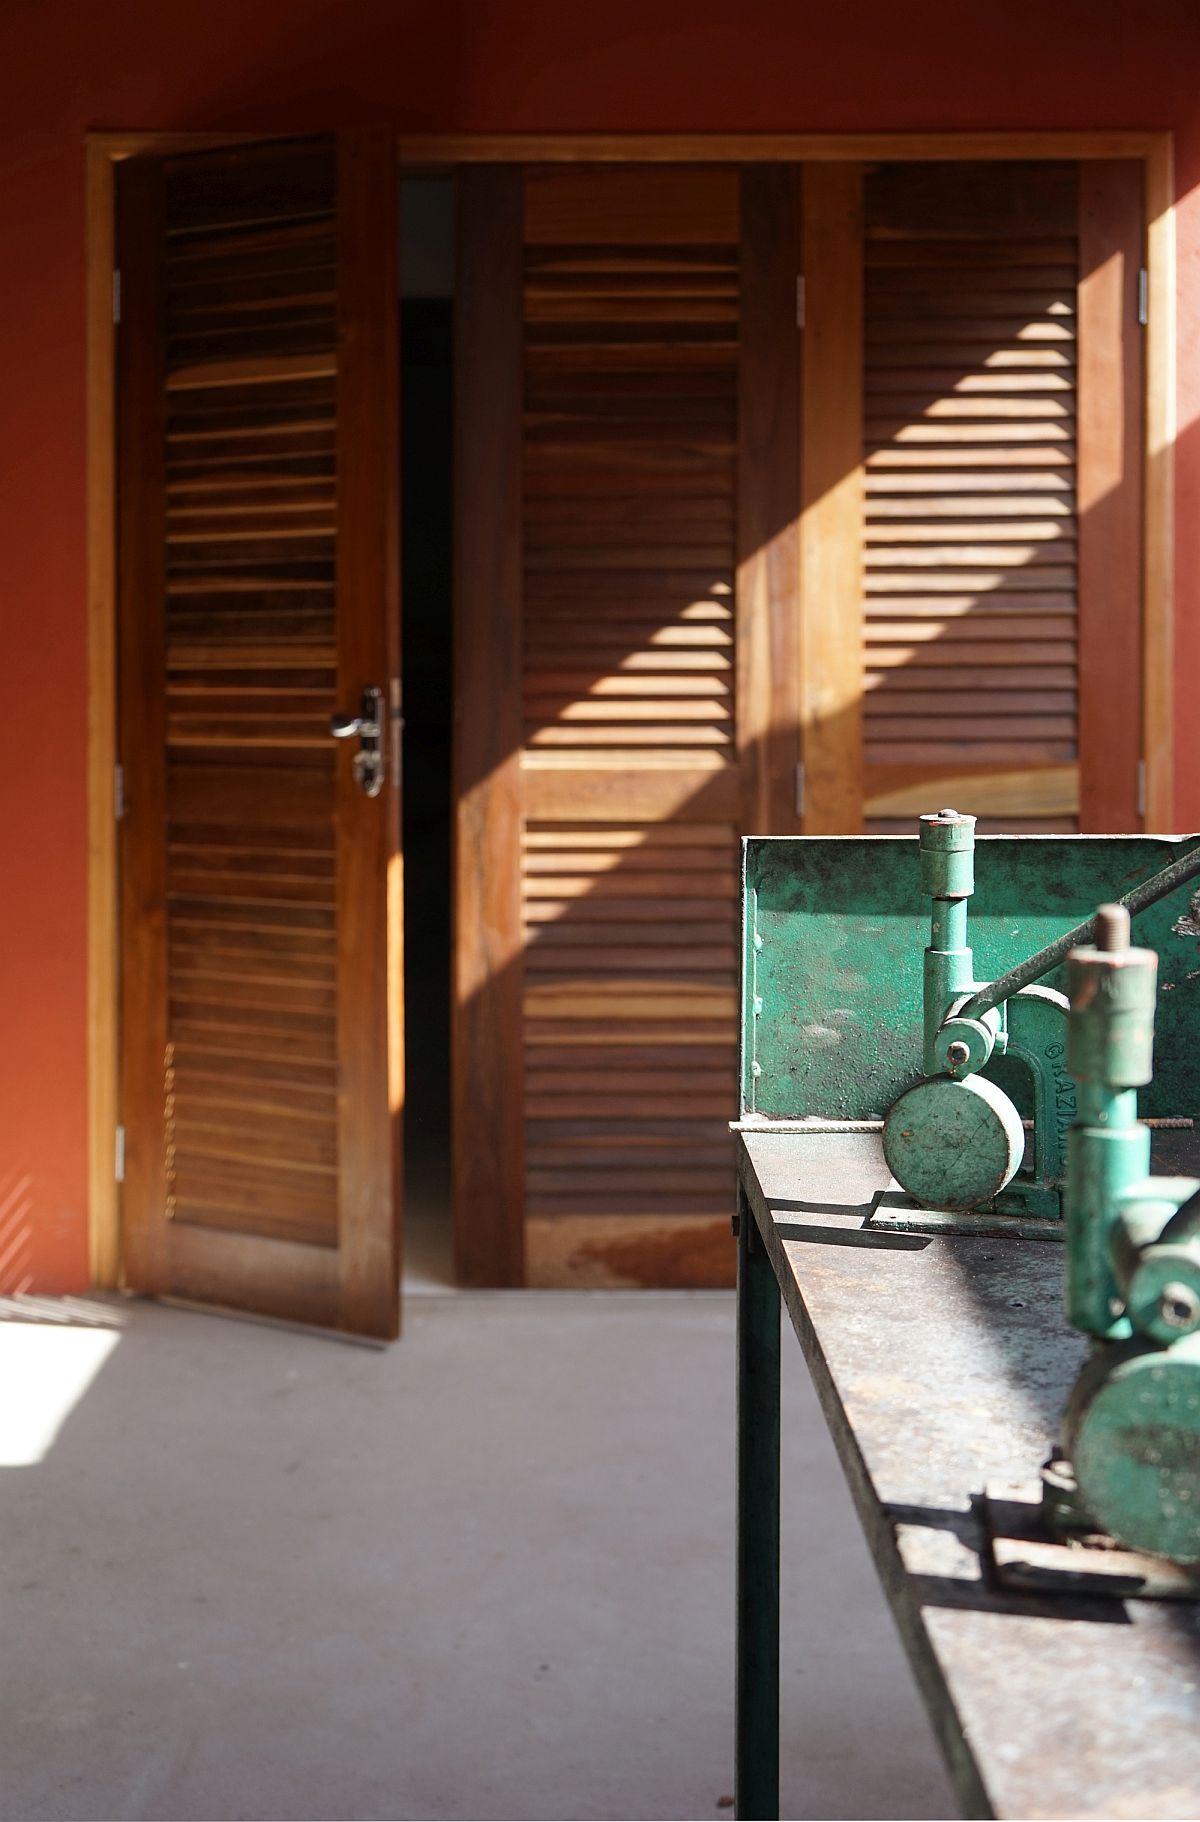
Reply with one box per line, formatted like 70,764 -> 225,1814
737,1128 -> 1200,1822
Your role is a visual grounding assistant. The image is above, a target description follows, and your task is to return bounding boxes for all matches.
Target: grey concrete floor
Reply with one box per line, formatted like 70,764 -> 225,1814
0,1262 -> 957,1821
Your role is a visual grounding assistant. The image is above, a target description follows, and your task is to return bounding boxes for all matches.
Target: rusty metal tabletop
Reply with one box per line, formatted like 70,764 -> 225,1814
735,1126 -> 1200,1822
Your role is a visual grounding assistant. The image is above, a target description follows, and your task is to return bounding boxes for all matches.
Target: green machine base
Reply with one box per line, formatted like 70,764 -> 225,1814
867,1188 -> 1064,1242
983,1481 -> 1200,1601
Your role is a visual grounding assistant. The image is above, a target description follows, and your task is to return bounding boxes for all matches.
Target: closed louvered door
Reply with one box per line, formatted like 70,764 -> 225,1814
118,135 -> 403,1338
456,167 -> 749,1288
854,162 -> 1143,834
521,169 -> 741,1287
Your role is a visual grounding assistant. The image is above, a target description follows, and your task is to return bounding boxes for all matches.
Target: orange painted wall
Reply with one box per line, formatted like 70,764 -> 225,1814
2,0 -> 1198,1291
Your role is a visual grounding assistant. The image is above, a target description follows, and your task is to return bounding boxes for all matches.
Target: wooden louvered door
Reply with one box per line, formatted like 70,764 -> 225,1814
519,169 -> 742,1289
117,135 -> 403,1338
456,166 -> 760,1289
816,160 -> 1144,836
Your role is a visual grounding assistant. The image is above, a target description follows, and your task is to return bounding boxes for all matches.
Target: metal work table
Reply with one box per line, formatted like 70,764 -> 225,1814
734,1126 -> 1200,1822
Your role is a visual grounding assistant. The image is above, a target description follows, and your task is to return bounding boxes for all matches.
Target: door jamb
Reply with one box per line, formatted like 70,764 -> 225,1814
85,126 -> 1176,1286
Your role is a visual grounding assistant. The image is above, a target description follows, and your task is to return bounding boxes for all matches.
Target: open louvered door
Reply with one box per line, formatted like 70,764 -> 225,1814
118,135 -> 403,1338
456,166 -> 779,1289
803,160 -> 1145,837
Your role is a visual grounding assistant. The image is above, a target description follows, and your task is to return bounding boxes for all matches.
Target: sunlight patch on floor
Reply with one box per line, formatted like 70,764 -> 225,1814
0,1324 -> 120,1465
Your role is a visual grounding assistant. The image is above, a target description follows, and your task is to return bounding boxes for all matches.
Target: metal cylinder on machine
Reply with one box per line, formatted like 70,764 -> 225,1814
918,807 -> 975,900
1064,903 -> 1157,1338
918,810 -> 980,1077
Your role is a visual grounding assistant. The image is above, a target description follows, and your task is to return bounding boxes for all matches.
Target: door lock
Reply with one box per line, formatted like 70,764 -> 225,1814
330,685 -> 384,797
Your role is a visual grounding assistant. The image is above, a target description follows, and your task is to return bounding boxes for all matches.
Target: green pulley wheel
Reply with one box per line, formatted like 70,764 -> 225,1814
883,1074 -> 1025,1211
1065,1335 -> 1200,1564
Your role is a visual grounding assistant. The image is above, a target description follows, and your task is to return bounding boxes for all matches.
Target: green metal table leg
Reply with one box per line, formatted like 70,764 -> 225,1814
736,1186 -> 781,1821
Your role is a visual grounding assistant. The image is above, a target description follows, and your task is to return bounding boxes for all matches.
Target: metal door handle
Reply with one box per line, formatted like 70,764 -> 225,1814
329,685 -> 384,797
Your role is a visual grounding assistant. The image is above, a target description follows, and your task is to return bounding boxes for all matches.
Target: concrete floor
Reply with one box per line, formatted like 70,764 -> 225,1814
0,1273 -> 957,1821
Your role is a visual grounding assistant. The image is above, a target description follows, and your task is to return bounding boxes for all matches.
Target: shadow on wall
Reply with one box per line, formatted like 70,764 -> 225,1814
0,1173 -> 35,1296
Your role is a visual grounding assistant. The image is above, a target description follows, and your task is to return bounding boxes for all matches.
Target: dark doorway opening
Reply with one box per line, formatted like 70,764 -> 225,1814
401,178 -> 454,1285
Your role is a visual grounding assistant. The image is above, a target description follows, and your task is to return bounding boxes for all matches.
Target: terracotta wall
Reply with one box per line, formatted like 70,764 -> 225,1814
2,0 -> 1198,1291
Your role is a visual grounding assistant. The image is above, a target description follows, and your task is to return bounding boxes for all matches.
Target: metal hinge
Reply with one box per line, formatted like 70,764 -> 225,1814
1138,267 -> 1149,328
796,275 -> 806,329
113,269 -> 122,325
114,1126 -> 126,1184
114,763 -> 125,822
794,760 -> 806,819
1137,758 -> 1147,819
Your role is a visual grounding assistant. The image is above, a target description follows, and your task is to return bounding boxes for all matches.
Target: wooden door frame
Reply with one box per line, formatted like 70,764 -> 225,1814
86,126 -> 1176,1286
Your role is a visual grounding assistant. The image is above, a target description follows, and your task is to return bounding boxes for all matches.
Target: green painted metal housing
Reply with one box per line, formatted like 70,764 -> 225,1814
740,835 -> 1200,1128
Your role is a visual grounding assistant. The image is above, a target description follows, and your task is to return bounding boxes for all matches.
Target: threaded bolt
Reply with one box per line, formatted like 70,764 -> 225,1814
936,807 -> 961,822
945,1039 -> 971,1070
1095,903 -> 1131,954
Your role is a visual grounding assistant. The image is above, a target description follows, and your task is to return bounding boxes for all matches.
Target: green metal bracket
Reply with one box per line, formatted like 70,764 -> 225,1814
1001,988 -> 1075,1218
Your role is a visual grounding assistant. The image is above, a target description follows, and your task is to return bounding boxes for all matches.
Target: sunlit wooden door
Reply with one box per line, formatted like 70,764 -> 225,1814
117,134 -> 403,1337
454,165 -> 801,1289
797,159 -> 1146,837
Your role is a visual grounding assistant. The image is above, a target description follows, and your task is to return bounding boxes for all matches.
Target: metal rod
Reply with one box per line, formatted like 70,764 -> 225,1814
735,1186 -> 781,1822
961,843 -> 1200,1022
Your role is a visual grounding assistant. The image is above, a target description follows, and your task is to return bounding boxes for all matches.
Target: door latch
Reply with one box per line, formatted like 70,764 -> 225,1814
330,685 -> 384,798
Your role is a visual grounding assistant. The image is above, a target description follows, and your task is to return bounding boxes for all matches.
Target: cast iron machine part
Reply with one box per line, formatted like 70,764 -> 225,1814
1048,902 -> 1200,1565
883,810 -> 1200,1220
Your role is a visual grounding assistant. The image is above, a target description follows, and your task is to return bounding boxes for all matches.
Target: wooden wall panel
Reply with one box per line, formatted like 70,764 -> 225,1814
453,168 -> 526,1287
1077,161 -> 1144,832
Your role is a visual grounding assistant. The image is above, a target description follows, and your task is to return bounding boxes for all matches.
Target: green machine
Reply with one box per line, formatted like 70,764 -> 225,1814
881,811 -> 1200,1565
740,822 -> 1200,1573
882,809 -> 1200,1229
1055,899 -> 1200,1567
883,808 -> 1077,1221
